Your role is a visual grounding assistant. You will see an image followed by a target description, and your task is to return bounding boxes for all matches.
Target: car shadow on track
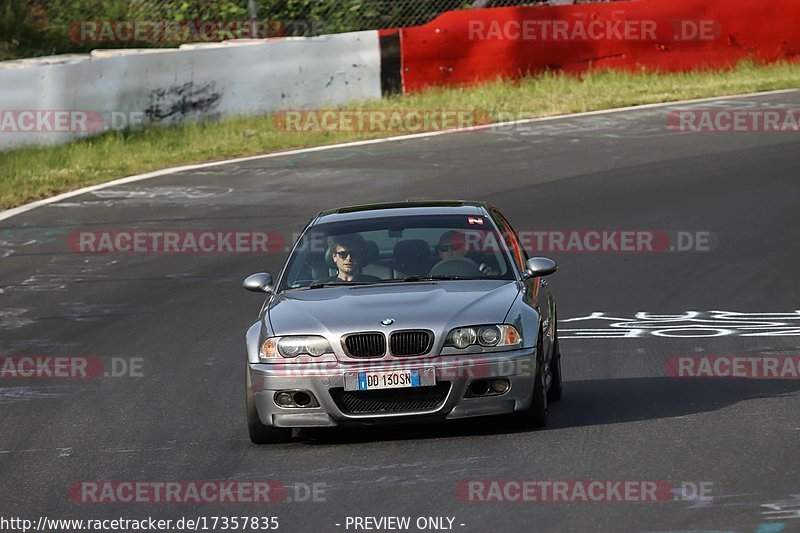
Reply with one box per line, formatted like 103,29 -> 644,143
546,376 -> 800,430
289,377 -> 800,445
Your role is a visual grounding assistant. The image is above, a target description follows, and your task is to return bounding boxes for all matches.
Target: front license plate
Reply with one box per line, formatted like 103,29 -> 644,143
344,367 -> 436,391
359,369 -> 419,391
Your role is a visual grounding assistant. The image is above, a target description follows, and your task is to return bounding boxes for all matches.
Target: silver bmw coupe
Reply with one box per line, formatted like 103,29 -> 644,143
243,201 -> 561,443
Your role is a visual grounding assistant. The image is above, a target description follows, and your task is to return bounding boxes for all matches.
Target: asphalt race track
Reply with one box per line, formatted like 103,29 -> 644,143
1,91 -> 799,532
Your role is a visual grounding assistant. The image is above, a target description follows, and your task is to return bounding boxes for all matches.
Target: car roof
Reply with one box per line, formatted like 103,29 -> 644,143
313,201 -> 492,224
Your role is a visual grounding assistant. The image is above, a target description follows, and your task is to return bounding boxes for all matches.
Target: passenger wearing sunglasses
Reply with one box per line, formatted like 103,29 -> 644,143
327,234 -> 381,283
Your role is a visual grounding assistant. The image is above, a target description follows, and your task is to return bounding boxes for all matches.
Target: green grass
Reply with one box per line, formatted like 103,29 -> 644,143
2,60 -> 799,210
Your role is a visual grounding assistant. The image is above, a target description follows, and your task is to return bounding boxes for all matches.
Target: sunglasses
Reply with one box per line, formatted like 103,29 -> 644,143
333,250 -> 360,259
437,244 -> 456,252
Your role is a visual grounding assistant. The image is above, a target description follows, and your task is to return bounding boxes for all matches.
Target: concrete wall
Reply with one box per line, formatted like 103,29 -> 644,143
0,32 -> 382,150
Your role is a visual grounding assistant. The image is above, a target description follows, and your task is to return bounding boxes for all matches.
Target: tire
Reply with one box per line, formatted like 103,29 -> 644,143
547,333 -> 563,402
528,364 -> 549,428
246,369 -> 292,444
521,331 -> 548,429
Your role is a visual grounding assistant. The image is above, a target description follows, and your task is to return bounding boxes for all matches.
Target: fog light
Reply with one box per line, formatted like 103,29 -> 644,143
275,392 -> 294,407
293,391 -> 312,406
470,380 -> 489,396
490,379 -> 510,393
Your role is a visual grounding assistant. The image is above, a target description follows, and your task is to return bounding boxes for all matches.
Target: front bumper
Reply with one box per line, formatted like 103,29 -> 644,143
248,348 -> 538,428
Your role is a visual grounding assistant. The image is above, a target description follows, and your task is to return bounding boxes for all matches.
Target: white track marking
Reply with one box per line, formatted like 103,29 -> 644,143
0,88 -> 796,223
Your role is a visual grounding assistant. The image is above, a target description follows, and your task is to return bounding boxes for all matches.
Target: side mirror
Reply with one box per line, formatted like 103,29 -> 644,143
243,272 -> 274,294
524,257 -> 557,279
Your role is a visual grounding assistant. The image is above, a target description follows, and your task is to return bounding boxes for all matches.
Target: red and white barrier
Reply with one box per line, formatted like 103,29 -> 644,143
391,0 -> 800,92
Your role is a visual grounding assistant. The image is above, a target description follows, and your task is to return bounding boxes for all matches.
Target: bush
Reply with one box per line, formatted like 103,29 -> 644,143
0,0 -> 474,60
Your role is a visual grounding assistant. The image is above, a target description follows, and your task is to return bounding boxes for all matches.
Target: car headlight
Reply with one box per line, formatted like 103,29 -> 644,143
451,328 -> 477,349
445,325 -> 521,349
260,336 -> 333,361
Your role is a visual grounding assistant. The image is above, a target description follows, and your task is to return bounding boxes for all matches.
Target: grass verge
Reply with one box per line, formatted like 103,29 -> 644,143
1,60 -> 799,210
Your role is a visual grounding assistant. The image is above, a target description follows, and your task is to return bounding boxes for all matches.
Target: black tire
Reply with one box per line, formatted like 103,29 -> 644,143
521,331 -> 548,428
528,364 -> 549,428
246,369 -> 292,444
547,333 -> 563,402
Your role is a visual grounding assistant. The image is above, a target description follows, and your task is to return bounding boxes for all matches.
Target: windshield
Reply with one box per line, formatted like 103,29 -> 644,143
278,214 -> 516,291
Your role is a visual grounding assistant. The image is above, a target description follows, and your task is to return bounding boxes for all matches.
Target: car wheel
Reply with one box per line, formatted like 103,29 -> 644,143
520,331 -> 548,428
547,333 -> 563,402
246,369 -> 292,444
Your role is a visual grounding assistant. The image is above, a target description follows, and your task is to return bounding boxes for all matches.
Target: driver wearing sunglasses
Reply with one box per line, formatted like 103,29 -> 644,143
431,230 -> 482,276
436,230 -> 470,260
327,234 -> 381,283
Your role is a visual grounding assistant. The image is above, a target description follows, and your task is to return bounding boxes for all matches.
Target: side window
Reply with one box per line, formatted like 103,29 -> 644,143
492,210 -> 526,272
501,214 -> 529,263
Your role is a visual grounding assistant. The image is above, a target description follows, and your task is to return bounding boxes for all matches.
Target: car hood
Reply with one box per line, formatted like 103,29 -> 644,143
267,280 -> 521,337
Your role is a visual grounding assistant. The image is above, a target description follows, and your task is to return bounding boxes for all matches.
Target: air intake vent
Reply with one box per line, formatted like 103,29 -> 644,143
330,382 -> 451,414
390,330 -> 433,356
343,332 -> 386,358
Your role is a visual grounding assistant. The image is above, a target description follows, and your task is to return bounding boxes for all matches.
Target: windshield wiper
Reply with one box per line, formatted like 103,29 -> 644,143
304,276 -> 479,289
401,275 -> 476,282
306,281 -> 377,289
364,275 -> 476,283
